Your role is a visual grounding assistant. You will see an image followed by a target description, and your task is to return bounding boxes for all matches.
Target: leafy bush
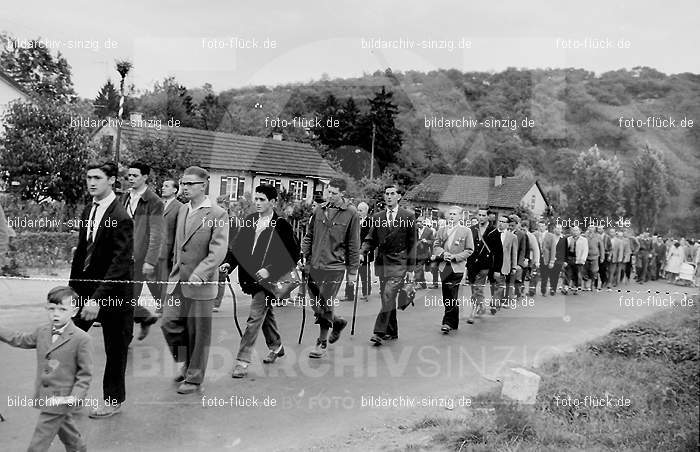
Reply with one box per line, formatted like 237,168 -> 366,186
8,231 -> 77,269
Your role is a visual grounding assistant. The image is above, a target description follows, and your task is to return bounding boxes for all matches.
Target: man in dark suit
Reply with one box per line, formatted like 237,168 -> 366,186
544,223 -> 567,295
466,209 -> 502,323
122,161 -> 163,340
156,178 -> 182,313
361,184 -> 417,346
414,216 -> 436,289
69,160 -> 133,419
161,166 -> 229,394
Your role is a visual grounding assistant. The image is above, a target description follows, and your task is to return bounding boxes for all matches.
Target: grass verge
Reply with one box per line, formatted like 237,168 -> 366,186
407,302 -> 699,451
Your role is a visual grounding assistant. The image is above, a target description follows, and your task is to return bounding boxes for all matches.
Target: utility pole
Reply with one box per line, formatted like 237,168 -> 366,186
370,122 -> 376,179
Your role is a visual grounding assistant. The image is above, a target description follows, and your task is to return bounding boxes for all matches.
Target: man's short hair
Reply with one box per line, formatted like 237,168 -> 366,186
129,160 -> 151,176
47,286 -> 78,305
312,195 -> 325,205
487,209 -> 497,216
86,161 -> 118,179
327,178 -> 347,192
183,166 -> 209,180
383,184 -> 400,193
164,178 -> 179,191
477,208 -> 488,214
256,184 -> 278,201
508,214 -> 521,224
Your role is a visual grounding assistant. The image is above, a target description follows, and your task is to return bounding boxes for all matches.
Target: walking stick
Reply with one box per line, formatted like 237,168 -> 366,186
225,275 -> 243,337
350,268 -> 361,335
298,270 -> 307,344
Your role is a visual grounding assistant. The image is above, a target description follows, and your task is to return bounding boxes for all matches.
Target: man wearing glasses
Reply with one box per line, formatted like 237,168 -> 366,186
161,166 -> 229,394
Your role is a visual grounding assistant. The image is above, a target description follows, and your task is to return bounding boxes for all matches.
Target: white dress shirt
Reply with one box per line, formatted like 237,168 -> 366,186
88,191 -> 116,242
126,185 -> 147,218
186,195 -> 212,218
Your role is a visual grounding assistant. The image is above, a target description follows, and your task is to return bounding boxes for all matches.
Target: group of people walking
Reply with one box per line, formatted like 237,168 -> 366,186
0,159 -> 698,451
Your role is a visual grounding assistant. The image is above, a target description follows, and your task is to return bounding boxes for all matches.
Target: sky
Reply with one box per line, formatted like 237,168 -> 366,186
1,0 -> 698,98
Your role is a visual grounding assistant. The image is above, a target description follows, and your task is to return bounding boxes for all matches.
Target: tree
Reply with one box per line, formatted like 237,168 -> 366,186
313,94 -> 343,148
93,80 -> 120,118
357,87 -> 403,172
136,77 -> 198,127
337,97 -> 360,145
0,100 -> 90,206
625,145 -> 670,232
125,132 -> 195,192
563,144 -> 624,220
0,33 -> 76,102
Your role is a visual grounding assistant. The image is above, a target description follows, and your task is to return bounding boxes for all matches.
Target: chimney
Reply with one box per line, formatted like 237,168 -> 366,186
272,132 -> 283,141
494,175 -> 503,187
129,112 -> 142,123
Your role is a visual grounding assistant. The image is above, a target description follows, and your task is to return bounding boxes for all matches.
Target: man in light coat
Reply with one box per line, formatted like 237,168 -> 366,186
432,206 -> 473,333
161,166 -> 229,394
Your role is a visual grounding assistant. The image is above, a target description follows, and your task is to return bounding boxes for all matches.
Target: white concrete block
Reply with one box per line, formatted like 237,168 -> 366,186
501,367 -> 541,404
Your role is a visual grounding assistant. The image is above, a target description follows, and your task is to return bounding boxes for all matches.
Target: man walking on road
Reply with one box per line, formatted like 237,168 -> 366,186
121,161 -> 163,340
361,184 -> 416,346
301,178 -> 360,358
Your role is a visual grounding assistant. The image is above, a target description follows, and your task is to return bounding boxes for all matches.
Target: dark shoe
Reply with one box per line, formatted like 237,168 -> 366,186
232,363 -> 248,378
309,339 -> 327,358
177,382 -> 200,394
369,335 -> 383,346
89,403 -> 121,419
137,315 -> 158,341
550,290 -> 556,296
263,346 -> 285,364
382,334 -> 398,340
466,317 -> 475,324
328,319 -> 347,344
541,292 -> 547,297
431,283 -> 439,289
441,325 -> 451,334
173,365 -> 186,383
490,306 -> 497,315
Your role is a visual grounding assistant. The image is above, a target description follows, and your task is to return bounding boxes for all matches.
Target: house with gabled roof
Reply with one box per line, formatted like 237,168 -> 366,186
92,117 -> 339,202
404,173 -> 549,221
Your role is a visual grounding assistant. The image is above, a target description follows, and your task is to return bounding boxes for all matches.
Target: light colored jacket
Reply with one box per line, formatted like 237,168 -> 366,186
527,231 -> 540,266
499,229 -> 518,274
433,225 -> 474,273
0,321 -> 92,414
168,200 -> 229,300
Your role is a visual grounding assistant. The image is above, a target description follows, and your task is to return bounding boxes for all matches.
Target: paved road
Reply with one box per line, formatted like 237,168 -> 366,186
1,275 -> 696,451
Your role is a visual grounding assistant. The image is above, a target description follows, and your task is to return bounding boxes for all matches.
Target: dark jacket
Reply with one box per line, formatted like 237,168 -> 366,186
159,198 -> 182,269
302,198 -> 360,274
69,197 -> 134,310
467,223 -> 503,274
121,187 -> 164,266
514,229 -> 529,267
416,226 -> 435,261
224,212 -> 299,296
361,207 -> 417,278
360,217 -> 374,263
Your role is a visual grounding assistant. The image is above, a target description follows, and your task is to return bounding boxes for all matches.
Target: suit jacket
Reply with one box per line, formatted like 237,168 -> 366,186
514,229 -> 529,267
361,207 -> 417,278
0,321 -> 92,414
69,197 -> 134,309
527,231 -> 540,266
432,225 -> 474,273
168,199 -> 229,300
499,229 -> 518,274
121,188 -> 164,266
360,217 -> 374,263
622,238 -> 632,262
565,235 -> 589,264
547,234 -> 567,265
159,198 -> 182,269
224,212 -> 299,296
416,226 -> 435,261
611,237 -> 625,263
467,223 -> 503,273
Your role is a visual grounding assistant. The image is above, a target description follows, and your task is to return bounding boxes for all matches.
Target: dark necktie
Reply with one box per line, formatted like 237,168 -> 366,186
388,210 -> 394,226
83,202 -> 99,271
